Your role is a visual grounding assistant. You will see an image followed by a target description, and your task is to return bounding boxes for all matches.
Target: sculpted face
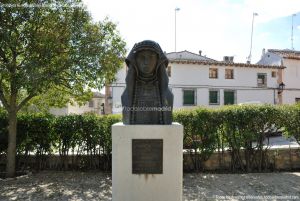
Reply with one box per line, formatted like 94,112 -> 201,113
136,50 -> 158,75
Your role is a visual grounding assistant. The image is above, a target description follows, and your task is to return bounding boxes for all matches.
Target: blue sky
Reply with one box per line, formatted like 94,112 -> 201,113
82,0 -> 300,63
255,14 -> 300,53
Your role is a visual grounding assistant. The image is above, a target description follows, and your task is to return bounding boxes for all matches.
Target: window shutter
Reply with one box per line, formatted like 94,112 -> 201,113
224,91 -> 235,105
209,91 -> 219,104
183,90 -> 195,105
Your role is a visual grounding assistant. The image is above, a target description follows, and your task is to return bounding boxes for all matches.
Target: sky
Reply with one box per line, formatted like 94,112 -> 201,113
82,0 -> 300,63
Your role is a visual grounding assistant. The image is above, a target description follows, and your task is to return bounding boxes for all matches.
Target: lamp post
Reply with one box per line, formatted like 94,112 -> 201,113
175,7 -> 180,52
278,82 -> 285,94
247,12 -> 258,64
291,14 -> 297,50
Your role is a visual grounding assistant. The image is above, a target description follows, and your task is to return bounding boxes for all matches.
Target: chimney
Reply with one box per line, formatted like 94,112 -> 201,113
261,48 -> 266,58
223,56 -> 234,63
199,50 -> 202,56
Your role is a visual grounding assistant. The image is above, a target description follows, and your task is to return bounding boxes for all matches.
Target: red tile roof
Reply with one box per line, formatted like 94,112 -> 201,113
169,59 -> 285,69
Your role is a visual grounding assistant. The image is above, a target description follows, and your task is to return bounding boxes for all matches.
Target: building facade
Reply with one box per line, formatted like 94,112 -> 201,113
50,92 -> 105,116
108,50 -> 286,114
257,49 -> 300,104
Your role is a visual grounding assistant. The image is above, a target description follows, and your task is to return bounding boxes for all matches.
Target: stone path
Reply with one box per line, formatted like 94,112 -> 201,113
0,171 -> 299,200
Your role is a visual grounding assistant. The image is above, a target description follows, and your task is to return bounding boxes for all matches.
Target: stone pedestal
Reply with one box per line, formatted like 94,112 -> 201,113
112,122 -> 183,201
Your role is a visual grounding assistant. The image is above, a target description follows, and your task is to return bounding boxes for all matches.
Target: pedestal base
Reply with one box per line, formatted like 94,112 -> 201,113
112,122 -> 183,201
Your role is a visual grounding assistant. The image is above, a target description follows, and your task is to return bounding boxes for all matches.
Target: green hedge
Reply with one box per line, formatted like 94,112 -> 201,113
280,104 -> 300,144
174,108 -> 221,171
0,105 -> 299,172
174,104 -> 299,172
0,112 -> 121,171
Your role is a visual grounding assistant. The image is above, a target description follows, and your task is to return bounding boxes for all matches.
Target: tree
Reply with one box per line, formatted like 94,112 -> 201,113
0,0 -> 126,177
20,85 -> 94,113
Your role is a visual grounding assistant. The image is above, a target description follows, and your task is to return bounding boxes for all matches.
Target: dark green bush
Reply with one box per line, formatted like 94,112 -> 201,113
53,115 -> 84,169
98,114 -> 121,170
281,104 -> 300,145
52,114 -> 121,170
17,113 -> 55,154
174,108 -> 220,171
218,105 -> 282,172
17,113 -> 55,170
0,104 -> 299,173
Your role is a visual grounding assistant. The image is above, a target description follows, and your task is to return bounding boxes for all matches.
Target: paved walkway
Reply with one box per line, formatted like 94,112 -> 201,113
1,171 -> 299,200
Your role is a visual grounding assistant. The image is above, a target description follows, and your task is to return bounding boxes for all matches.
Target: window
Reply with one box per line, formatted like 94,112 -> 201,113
167,66 -> 171,77
296,98 -> 300,103
209,90 -> 220,105
209,68 -> 218,79
272,71 -> 276,78
183,89 -> 196,105
88,100 -> 94,107
224,90 -> 236,105
225,69 -> 234,79
257,73 -> 267,87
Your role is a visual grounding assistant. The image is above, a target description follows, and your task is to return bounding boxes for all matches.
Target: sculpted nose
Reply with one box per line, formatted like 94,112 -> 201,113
144,57 -> 149,65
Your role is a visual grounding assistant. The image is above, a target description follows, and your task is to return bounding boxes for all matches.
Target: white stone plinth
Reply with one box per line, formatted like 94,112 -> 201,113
112,122 -> 183,201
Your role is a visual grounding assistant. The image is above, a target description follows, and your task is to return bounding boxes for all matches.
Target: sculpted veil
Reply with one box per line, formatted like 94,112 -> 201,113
121,40 -> 173,124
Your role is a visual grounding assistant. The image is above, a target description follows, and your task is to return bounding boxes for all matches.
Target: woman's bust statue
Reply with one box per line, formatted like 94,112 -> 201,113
121,40 -> 173,124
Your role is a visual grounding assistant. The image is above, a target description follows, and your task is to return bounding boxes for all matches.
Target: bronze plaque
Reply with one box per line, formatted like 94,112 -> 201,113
132,139 -> 163,174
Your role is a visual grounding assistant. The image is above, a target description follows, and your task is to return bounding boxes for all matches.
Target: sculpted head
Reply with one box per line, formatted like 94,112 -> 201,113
122,40 -> 173,124
136,49 -> 158,76
125,40 -> 168,80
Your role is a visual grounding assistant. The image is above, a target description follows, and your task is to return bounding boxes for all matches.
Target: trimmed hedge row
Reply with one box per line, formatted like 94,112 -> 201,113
0,104 -> 299,172
0,111 -> 121,171
174,105 -> 297,172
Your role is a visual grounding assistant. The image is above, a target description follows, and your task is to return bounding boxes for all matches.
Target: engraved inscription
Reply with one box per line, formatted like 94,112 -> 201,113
132,139 -> 163,174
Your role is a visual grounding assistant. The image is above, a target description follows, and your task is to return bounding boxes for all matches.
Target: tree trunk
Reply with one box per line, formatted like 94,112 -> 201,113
6,108 -> 17,178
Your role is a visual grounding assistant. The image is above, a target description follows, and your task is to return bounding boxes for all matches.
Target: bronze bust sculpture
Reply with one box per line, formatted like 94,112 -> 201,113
121,40 -> 173,124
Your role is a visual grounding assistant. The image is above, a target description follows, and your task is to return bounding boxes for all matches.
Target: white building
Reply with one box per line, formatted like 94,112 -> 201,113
257,49 -> 300,104
50,92 -> 105,116
107,50 -> 287,114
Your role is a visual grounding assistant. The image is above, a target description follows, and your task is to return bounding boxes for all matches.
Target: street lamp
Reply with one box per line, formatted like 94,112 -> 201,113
247,12 -> 258,64
175,7 -> 180,52
278,82 -> 285,94
291,14 -> 297,50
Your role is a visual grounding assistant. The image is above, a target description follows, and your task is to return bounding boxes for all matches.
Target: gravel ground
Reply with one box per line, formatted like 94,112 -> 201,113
0,171 -> 300,201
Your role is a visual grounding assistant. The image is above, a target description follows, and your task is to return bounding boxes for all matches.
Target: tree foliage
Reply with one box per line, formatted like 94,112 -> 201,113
0,0 -> 126,109
0,0 -> 126,177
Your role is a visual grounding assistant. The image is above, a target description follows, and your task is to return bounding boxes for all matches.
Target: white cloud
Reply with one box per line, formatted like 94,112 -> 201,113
258,32 -> 271,39
244,0 -> 300,23
297,25 -> 300,30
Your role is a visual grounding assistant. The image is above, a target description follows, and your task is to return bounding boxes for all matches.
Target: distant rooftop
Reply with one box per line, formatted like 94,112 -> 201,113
167,50 -> 284,69
166,50 -> 216,62
93,92 -> 105,98
257,49 -> 300,66
268,49 -> 300,60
